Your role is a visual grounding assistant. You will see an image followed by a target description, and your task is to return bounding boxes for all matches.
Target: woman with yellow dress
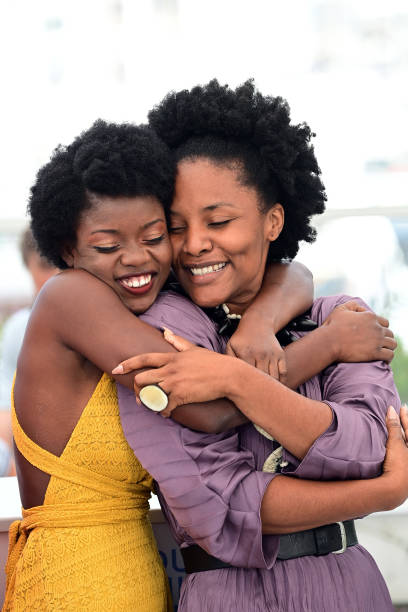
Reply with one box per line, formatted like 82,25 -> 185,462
3,119 -> 316,610
3,122 -> 176,611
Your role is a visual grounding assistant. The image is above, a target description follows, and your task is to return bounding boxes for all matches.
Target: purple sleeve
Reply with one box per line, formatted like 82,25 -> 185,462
284,295 -> 401,481
118,291 -> 279,568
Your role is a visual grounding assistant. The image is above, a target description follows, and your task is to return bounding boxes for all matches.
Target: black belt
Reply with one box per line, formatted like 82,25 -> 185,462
181,520 -> 357,574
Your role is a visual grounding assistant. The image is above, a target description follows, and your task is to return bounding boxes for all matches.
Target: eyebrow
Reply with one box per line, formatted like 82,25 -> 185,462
170,202 -> 237,216
90,218 -> 165,235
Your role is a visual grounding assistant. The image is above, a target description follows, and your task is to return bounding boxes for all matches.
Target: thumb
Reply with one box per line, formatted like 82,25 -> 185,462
386,406 -> 402,441
163,328 -> 195,352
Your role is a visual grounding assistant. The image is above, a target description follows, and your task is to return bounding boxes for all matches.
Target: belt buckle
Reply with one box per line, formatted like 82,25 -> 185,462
332,521 -> 347,554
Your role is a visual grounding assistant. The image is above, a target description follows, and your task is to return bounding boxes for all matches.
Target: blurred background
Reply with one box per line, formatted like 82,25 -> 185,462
0,0 -> 407,394
0,0 -> 407,606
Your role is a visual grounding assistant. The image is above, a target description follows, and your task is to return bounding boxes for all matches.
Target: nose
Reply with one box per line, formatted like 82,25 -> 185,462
119,244 -> 150,268
182,227 -> 212,256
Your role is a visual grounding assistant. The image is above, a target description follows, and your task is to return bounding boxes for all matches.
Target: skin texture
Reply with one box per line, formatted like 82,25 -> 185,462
170,159 -> 284,313
63,194 -> 173,314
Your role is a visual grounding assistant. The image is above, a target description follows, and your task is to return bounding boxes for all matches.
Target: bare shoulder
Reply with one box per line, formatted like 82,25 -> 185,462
30,269 -> 122,331
35,269 -> 114,306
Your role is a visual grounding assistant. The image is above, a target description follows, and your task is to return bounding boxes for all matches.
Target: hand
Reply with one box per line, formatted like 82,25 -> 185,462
323,301 -> 397,363
162,327 -> 196,352
381,405 -> 408,510
226,322 -> 287,382
113,346 -> 239,416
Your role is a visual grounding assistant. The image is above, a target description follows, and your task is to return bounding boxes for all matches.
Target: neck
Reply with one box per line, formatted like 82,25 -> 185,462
223,298 -> 253,317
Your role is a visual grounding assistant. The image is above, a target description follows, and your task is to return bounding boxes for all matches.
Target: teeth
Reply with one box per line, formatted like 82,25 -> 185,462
190,263 -> 226,276
122,274 -> 151,288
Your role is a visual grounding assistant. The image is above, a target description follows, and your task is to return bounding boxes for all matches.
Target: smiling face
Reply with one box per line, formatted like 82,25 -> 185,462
170,158 -> 284,314
64,194 -> 172,314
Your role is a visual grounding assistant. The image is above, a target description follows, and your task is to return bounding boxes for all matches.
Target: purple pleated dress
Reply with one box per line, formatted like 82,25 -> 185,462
117,291 -> 399,611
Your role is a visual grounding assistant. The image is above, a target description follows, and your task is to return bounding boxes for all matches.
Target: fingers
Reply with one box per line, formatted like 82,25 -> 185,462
377,348 -> 396,363
135,367 -> 169,387
342,300 -> 367,312
264,359 -> 278,378
383,336 -> 397,350
400,405 -> 408,442
386,406 -> 403,439
163,328 -> 195,352
276,357 -> 288,385
377,315 -> 390,328
112,353 -> 171,374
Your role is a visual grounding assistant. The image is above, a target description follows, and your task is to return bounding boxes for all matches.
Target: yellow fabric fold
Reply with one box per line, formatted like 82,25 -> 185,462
3,374 -> 170,612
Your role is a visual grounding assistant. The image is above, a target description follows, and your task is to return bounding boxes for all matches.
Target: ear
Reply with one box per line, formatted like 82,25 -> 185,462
264,203 -> 284,242
61,244 -> 75,268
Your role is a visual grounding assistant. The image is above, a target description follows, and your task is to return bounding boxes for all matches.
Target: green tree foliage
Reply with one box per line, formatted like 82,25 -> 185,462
392,337 -> 408,404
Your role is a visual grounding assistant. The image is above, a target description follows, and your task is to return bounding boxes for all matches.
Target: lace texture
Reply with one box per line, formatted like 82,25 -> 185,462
3,374 -> 171,612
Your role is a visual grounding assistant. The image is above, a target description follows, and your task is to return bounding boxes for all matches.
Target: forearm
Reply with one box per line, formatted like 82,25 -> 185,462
261,473 -> 393,534
283,325 -> 337,389
242,261 -> 313,332
45,271 -> 244,434
172,401 -> 247,433
226,359 -> 332,458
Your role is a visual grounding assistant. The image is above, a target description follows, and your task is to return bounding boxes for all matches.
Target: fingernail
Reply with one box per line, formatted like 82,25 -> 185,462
112,364 -> 124,374
162,327 -> 174,335
388,406 -> 397,417
403,404 -> 408,413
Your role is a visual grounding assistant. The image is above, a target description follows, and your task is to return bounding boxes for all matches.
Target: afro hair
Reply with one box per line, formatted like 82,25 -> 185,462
148,79 -> 326,260
29,120 -> 175,269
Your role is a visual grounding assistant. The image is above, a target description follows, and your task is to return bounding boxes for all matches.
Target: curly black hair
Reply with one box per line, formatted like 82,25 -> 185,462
148,79 -> 326,260
29,120 -> 175,269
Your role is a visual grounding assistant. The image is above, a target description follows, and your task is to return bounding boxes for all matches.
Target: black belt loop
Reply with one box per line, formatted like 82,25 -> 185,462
180,520 -> 358,574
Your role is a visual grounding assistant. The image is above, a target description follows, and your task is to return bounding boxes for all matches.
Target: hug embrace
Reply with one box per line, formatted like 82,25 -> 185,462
3,80 -> 407,612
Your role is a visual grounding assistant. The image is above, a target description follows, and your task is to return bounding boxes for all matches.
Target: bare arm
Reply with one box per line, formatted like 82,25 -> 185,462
226,261 -> 313,379
35,270 -> 245,433
225,264 -> 395,389
261,406 -> 408,533
130,349 -> 331,459
283,301 -> 396,390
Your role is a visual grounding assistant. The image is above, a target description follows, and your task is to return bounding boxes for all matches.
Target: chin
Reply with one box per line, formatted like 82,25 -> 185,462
185,288 -> 224,309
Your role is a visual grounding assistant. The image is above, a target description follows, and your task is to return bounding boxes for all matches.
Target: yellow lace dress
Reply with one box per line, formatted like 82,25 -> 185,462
3,374 -> 171,612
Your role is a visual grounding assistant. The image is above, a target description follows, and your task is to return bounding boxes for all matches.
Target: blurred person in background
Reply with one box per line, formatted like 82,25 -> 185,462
0,228 -> 58,476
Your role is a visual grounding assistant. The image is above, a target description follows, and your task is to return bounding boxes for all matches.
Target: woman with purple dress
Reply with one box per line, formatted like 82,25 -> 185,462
113,80 -> 404,611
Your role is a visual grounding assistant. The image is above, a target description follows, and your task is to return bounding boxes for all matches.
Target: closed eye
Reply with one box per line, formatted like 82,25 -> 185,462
208,219 -> 233,227
169,226 -> 186,234
144,234 -> 166,245
93,245 -> 119,253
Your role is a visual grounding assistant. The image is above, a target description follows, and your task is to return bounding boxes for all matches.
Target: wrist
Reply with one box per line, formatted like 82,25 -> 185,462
378,473 -> 406,512
223,358 -> 254,401
318,322 -> 340,363
241,306 -> 278,334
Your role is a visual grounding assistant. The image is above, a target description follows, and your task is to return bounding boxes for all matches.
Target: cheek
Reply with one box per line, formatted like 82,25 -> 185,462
169,235 -> 182,263
156,243 -> 173,270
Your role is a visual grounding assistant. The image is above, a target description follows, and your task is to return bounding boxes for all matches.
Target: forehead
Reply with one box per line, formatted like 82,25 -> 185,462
80,195 -> 166,228
172,159 -> 259,214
